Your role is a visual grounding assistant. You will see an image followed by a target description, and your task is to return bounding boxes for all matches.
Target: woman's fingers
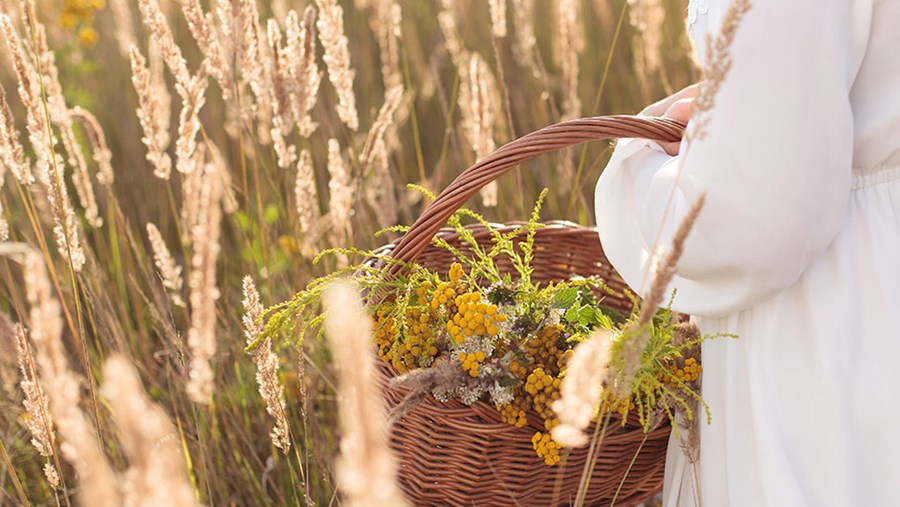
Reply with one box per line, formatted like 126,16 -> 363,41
639,83 -> 701,117
658,98 -> 694,156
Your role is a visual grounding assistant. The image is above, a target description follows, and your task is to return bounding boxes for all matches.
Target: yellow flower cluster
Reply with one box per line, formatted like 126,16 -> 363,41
525,325 -> 573,375
373,305 -> 438,374
525,367 -> 562,431
60,0 -> 104,47
430,282 -> 457,311
428,263 -> 464,311
447,292 -> 504,344
457,350 -> 486,377
373,308 -> 395,361
498,403 -> 527,428
532,431 -> 561,466
673,357 -> 702,383
604,391 -> 636,417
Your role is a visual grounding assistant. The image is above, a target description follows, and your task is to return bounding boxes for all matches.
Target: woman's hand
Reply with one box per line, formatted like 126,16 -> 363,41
641,83 -> 699,156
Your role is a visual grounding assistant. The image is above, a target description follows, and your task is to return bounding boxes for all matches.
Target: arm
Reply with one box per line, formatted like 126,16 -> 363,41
595,0 -> 871,317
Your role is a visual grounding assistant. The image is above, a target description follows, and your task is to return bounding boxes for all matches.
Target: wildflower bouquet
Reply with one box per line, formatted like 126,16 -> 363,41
253,189 -> 710,467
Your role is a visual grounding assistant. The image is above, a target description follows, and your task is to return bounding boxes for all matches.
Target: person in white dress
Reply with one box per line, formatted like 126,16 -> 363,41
593,0 -> 900,505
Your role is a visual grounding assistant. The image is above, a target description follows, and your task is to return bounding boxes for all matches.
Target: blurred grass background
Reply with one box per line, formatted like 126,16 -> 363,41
0,0 -> 698,504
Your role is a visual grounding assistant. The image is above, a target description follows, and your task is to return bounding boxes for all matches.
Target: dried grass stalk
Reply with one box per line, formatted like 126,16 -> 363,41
556,0 -> 583,120
366,138 -> 398,228
24,251 -> 119,505
316,0 -> 359,131
489,0 -> 507,38
109,0 -> 136,55
361,85 -> 404,165
0,82 -> 30,184
185,164 -> 223,403
294,149 -> 320,248
458,54 -> 499,206
0,213 -> 7,246
59,118 -> 102,228
130,46 -> 173,180
267,20 -> 298,171
242,276 -> 291,453
619,195 -> 706,387
323,281 -> 409,507
627,0 -> 665,95
177,0 -> 234,100
234,0 -> 275,144
175,72 -> 209,175
69,107 -> 114,186
14,322 -> 59,487
372,0 -> 403,90
146,223 -> 185,307
437,0 -> 464,66
138,0 -> 191,92
510,0 -> 536,69
551,328 -> 614,448
327,139 -> 353,242
0,15 -> 85,270
101,355 -> 199,507
284,7 -> 321,137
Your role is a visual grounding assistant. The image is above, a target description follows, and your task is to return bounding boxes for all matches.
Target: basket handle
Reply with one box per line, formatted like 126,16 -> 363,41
388,115 -> 685,266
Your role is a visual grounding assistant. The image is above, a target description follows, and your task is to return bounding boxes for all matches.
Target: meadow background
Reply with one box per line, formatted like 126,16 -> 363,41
0,0 -> 698,504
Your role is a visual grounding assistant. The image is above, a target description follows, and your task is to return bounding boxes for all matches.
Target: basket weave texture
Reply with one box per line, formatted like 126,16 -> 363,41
373,116 -> 685,506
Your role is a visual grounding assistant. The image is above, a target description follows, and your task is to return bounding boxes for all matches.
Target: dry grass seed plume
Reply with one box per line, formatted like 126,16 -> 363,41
551,328 -> 615,448
137,0 -> 191,92
0,79 -> 29,185
174,71 -> 209,176
146,222 -> 186,307
101,356 -> 199,507
627,0 -> 665,99
242,276 -> 291,453
69,107 -> 115,186
23,251 -> 120,505
0,14 -> 86,271
510,0 -> 537,70
185,165 -> 224,403
361,84 -> 404,166
267,19 -> 299,171
371,0 -> 403,91
109,0 -> 136,55
620,194 -> 706,389
316,0 -> 359,131
177,0 -> 234,100
130,46 -> 173,179
27,12 -> 104,230
489,0 -> 508,38
285,6 -> 322,137
327,138 -> 353,243
458,54 -> 499,207
324,281 -> 409,507
556,0 -> 583,120
14,322 -> 59,488
294,148 -> 321,249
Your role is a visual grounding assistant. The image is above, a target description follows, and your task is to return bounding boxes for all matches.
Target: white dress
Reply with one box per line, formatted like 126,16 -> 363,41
594,0 -> 900,505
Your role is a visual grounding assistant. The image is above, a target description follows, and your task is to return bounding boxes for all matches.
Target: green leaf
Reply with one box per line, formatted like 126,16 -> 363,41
578,306 -> 595,326
552,287 -> 579,309
565,306 -> 580,323
592,308 -> 613,329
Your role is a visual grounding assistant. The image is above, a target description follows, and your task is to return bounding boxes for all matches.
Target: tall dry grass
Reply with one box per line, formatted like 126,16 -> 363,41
0,0 -> 697,504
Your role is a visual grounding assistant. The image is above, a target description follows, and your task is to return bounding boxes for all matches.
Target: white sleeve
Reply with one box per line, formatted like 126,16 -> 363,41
594,0 -> 871,318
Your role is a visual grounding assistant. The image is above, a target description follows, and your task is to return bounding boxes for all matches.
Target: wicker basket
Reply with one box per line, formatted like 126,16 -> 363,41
372,115 -> 685,507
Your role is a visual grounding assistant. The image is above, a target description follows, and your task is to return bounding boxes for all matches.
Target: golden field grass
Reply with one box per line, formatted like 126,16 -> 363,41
0,0 -> 698,505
